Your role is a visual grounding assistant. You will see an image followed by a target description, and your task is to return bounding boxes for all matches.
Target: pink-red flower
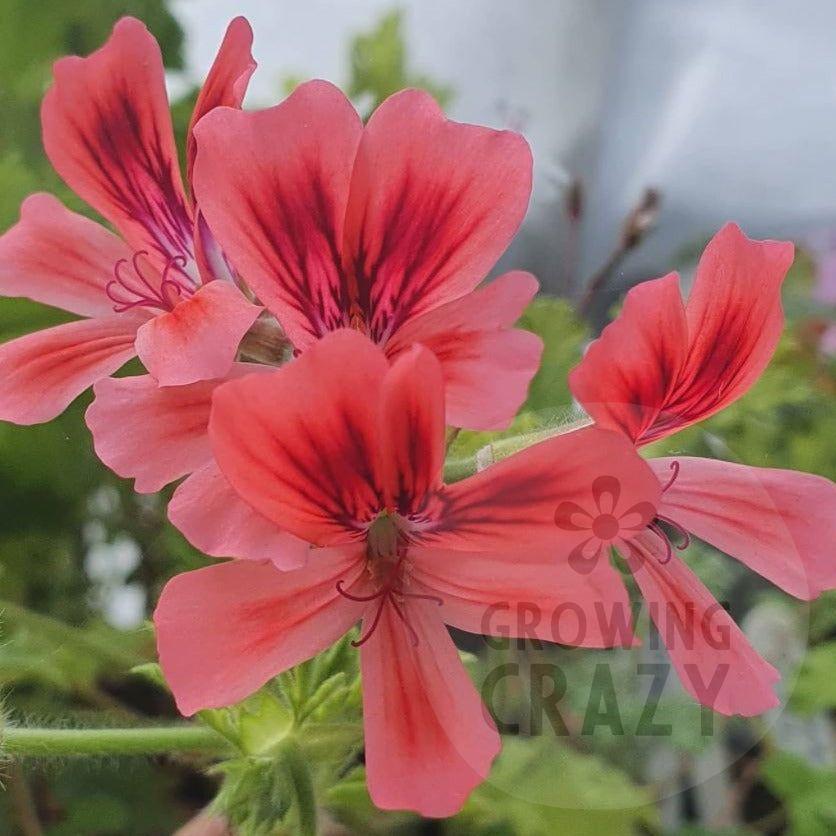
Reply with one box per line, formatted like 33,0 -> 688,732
569,223 -> 836,716
85,78 -> 544,495
0,17 -> 261,424
190,79 -> 543,432
154,329 -> 661,816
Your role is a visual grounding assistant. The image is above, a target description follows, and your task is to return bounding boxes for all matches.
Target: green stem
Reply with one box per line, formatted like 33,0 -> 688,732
443,419 -> 592,483
279,736 -> 317,836
2,725 -> 229,758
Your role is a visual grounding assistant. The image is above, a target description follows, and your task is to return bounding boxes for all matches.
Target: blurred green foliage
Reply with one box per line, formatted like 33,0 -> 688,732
285,8 -> 453,118
762,752 -> 836,835
346,9 -> 453,115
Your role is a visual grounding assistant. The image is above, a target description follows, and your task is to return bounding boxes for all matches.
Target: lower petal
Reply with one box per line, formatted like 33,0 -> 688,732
360,598 -> 500,817
87,363 -> 266,493
0,317 -> 137,425
410,546 -> 635,647
169,461 -> 310,570
154,550 -> 364,716
652,456 -> 836,600
626,533 -> 780,716
135,281 -> 261,386
387,271 -> 542,430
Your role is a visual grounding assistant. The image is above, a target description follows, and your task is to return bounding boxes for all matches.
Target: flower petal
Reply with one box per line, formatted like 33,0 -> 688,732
670,224 -> 794,429
0,317 -> 138,425
626,533 -> 780,716
429,426 -> 661,551
41,17 -> 193,272
360,598 -> 500,817
210,330 -> 388,546
387,271 -> 543,430
411,546 -> 635,648
380,345 -> 446,516
134,281 -> 261,386
571,226 -> 794,446
193,80 -> 363,348
652,456 -> 836,601
0,194 -> 133,318
186,16 -> 256,189
343,90 -> 532,342
86,364 -> 264,493
154,551 -> 365,716
569,272 -> 688,444
169,461 -> 309,570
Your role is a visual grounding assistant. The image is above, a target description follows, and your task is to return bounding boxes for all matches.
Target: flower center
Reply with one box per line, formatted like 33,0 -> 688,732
106,251 -> 195,313
335,511 -> 441,648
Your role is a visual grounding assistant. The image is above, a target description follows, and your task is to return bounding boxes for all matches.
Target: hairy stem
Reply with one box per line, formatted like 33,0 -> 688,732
443,418 -> 592,483
1,725 -> 229,758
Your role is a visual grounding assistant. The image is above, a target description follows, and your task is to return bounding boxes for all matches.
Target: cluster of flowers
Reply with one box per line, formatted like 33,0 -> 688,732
1,17 -> 834,818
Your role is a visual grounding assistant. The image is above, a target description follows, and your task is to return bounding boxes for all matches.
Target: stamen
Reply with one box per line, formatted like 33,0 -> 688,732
390,597 -> 420,647
401,592 -> 443,606
105,251 -> 194,313
351,598 -> 387,648
335,580 -> 386,603
655,514 -> 691,550
647,522 -> 673,564
336,561 -> 443,648
660,460 -> 681,493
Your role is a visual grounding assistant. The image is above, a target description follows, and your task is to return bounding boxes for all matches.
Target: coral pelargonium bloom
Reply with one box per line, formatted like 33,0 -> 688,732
0,17 -> 261,424
569,223 -> 836,715
154,329 -> 661,816
191,80 -> 543,431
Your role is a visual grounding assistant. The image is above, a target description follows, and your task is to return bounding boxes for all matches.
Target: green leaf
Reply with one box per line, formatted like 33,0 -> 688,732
791,641 -> 836,715
518,295 -> 588,414
761,750 -> 836,836
325,766 -> 416,833
346,10 -> 453,115
448,737 -> 657,836
129,661 -> 168,690
238,692 -> 295,756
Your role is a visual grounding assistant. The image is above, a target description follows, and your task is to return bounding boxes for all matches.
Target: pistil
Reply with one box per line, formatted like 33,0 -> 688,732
336,511 -> 441,647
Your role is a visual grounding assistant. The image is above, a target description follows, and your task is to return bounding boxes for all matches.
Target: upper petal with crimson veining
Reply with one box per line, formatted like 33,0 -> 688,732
42,17 -> 193,275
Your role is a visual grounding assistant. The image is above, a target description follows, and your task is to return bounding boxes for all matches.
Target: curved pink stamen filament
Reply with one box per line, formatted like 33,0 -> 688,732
335,580 -> 386,603
655,514 -> 691,550
647,522 -> 673,564
390,597 -> 420,647
403,592 -> 444,606
105,251 -> 194,313
351,597 -> 387,648
660,460 -> 681,493
336,573 -> 442,648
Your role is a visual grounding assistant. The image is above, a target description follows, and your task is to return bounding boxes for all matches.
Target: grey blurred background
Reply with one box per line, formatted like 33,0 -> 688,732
174,0 -> 836,293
